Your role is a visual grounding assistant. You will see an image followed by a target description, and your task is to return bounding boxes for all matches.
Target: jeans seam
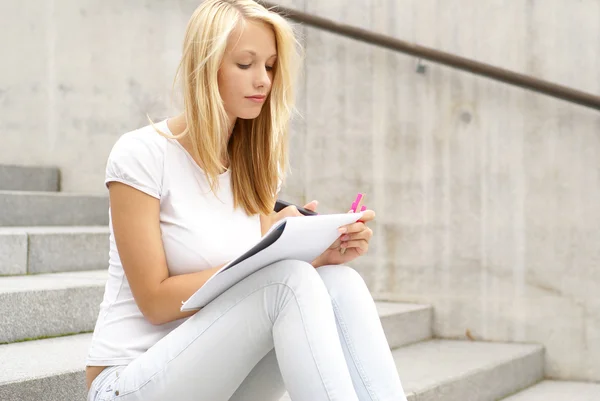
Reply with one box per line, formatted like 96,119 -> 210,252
277,288 -> 334,400
331,298 -> 378,401
116,280 -> 334,400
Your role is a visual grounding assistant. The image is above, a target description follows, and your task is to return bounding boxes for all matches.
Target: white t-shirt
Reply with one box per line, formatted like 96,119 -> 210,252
85,119 -> 263,366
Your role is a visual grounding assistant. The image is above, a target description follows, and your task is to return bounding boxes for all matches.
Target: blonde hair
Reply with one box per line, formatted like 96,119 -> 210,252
149,0 -> 302,216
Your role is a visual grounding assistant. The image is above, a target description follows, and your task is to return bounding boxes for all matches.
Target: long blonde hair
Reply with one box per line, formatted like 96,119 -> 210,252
151,0 -> 301,216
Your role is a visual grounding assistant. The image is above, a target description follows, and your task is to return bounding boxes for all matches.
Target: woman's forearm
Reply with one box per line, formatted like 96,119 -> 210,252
150,263 -> 226,325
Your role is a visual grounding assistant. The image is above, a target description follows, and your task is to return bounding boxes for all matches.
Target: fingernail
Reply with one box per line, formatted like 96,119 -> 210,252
338,227 -> 347,234
360,205 -> 366,211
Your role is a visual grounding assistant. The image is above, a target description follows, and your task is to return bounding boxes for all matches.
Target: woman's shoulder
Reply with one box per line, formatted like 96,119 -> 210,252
105,120 -> 171,197
113,120 -> 169,154
106,121 -> 174,168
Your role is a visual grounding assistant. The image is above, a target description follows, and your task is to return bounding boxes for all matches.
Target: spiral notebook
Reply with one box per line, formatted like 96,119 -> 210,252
180,212 -> 364,311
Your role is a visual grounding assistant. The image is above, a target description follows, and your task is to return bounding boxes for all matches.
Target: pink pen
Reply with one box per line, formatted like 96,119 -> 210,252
350,193 -> 363,212
341,193 -> 367,254
350,193 -> 366,222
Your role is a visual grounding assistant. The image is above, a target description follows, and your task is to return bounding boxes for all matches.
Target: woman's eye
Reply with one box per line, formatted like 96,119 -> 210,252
237,63 -> 274,72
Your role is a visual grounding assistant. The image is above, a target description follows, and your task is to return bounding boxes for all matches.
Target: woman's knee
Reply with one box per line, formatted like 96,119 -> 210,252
263,259 -> 324,288
316,265 -> 370,300
260,260 -> 333,310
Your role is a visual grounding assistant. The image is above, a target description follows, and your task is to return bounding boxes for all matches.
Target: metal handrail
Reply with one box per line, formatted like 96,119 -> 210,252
262,1 -> 600,111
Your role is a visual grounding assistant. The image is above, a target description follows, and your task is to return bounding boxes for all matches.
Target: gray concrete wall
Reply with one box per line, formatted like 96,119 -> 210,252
284,0 -> 600,382
2,0 -> 599,381
0,0 -> 191,191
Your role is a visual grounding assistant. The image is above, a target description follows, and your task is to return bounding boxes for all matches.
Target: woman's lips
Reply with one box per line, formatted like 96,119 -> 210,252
246,95 -> 266,103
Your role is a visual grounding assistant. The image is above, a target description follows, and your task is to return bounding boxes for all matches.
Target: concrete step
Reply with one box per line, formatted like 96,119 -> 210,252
501,380 -> 600,401
0,190 -> 108,226
0,267 -> 432,345
0,270 -> 107,344
0,164 -> 60,192
0,335 -> 544,401
0,226 -> 109,275
395,340 -> 544,401
0,334 -> 92,401
377,301 -> 432,349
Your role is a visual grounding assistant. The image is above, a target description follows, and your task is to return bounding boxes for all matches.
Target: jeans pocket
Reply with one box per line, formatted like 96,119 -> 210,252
90,367 -> 123,401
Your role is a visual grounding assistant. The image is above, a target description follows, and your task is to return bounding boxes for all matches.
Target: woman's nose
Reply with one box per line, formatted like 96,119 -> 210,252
255,68 -> 271,89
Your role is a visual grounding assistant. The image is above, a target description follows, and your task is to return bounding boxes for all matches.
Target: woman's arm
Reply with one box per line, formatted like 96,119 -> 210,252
260,213 -> 275,236
109,181 -> 225,326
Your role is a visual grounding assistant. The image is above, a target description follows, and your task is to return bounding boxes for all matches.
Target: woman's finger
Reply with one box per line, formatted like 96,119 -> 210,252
341,222 -> 368,234
303,200 -> 319,212
341,227 -> 373,242
340,239 -> 369,254
339,210 -> 376,233
280,205 -> 303,218
358,209 -> 376,222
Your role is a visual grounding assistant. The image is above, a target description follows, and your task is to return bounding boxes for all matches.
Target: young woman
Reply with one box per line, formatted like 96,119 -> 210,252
85,1 -> 407,400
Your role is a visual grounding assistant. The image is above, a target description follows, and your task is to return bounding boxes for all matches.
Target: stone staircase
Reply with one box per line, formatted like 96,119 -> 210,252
0,164 -> 597,401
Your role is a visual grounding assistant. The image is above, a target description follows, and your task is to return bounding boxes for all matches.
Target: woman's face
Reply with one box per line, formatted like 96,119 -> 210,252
218,20 -> 277,124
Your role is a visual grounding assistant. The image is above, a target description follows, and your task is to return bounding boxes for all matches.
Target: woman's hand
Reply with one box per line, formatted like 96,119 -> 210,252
262,200 -> 319,235
275,200 -> 318,223
311,209 -> 375,268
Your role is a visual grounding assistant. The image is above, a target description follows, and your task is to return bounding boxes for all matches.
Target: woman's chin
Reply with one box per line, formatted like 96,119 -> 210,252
238,109 -> 263,120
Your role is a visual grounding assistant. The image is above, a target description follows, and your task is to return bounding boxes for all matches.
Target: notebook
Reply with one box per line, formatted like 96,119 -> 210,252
180,212 -> 364,311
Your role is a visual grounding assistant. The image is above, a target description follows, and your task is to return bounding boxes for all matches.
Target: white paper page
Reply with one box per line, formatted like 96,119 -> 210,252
181,212 -> 364,311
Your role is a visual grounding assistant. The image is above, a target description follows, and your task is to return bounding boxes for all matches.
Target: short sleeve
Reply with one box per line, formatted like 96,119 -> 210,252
105,130 -> 165,199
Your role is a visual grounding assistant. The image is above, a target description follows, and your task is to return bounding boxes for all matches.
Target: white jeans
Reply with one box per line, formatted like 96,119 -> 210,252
87,260 -> 407,401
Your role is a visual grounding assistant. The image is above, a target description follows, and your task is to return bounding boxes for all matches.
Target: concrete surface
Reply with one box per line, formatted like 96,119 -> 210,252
0,231 -> 27,275
0,334 -> 91,401
293,0 -> 600,381
0,265 -> 428,349
0,164 -> 60,192
395,340 -> 545,401
502,380 -> 600,401
0,299 -> 428,400
377,302 -> 433,349
26,226 -> 109,273
0,270 -> 107,343
0,191 -> 108,226
0,226 -> 109,275
283,340 -> 547,401
0,335 -> 544,401
1,0 -> 598,380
